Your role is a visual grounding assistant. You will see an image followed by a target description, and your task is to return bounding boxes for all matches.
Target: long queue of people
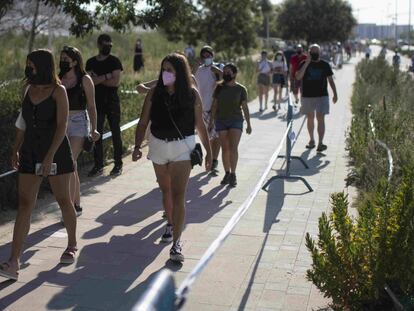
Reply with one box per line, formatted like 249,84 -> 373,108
257,44 -> 338,153
0,35 -> 253,280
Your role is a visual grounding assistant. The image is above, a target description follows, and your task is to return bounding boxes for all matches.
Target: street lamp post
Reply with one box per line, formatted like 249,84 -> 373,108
409,0 -> 412,51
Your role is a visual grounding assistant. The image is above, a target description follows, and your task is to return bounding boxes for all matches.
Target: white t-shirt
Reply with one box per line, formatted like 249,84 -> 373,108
257,59 -> 272,74
272,60 -> 287,74
195,65 -> 217,112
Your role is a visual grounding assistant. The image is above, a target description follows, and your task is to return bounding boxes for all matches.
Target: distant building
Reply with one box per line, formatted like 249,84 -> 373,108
354,23 -> 412,40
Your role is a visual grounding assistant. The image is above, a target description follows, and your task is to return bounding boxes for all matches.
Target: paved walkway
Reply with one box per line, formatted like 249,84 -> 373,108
0,56 -> 358,311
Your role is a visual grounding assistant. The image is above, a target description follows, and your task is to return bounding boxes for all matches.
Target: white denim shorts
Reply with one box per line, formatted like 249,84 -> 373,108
67,111 -> 90,138
147,133 -> 196,165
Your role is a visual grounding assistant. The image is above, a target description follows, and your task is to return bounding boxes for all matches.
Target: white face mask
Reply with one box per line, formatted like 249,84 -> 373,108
276,55 -> 283,61
204,58 -> 213,66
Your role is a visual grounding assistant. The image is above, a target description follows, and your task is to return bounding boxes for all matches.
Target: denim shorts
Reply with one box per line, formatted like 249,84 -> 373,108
67,111 -> 90,138
215,119 -> 243,132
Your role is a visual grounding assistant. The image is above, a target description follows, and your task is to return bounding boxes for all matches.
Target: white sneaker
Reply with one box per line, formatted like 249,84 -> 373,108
170,241 -> 184,262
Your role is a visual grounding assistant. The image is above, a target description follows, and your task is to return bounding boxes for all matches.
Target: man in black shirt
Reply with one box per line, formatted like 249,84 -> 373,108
86,34 -> 124,176
296,44 -> 338,152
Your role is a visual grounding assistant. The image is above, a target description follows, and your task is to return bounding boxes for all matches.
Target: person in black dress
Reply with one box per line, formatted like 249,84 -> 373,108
133,38 -> 144,72
0,49 -> 78,281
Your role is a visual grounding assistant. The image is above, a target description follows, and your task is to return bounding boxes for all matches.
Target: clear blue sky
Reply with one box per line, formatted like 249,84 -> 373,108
270,0 -> 413,25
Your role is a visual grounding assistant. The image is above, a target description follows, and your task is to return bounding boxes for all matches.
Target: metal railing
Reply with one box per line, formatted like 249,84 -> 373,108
133,92 -> 311,310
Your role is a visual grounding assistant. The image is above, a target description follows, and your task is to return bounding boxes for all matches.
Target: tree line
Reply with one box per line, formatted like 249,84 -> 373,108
1,0 -> 356,56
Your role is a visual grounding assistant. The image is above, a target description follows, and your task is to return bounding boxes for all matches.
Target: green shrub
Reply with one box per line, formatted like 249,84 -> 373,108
307,56 -> 414,310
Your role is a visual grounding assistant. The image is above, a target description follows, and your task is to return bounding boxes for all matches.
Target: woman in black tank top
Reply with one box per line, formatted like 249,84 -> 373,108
132,53 -> 212,263
59,46 -> 100,216
0,50 -> 78,281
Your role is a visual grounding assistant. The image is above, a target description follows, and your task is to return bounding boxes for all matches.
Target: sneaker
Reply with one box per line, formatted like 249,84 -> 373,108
220,172 -> 231,185
229,173 -> 237,188
306,141 -> 316,149
110,165 -> 123,176
161,224 -> 173,243
170,241 -> 184,262
316,144 -> 328,152
74,204 -> 83,217
87,166 -> 103,177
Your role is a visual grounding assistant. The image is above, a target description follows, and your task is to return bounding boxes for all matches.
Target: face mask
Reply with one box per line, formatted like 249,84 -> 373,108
59,61 -> 71,76
25,66 -> 51,85
204,58 -> 213,66
100,45 -> 111,56
310,53 -> 319,61
25,66 -> 35,81
276,55 -> 283,61
162,71 -> 176,86
223,73 -> 233,82
297,50 -> 302,55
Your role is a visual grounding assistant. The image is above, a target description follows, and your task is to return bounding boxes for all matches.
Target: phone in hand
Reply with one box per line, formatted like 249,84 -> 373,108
35,163 -> 57,176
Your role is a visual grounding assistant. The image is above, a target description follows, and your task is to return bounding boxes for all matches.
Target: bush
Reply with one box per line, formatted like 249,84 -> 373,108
306,57 -> 414,309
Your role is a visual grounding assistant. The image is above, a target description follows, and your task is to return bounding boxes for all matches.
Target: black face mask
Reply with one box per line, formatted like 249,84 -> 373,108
25,66 -> 35,81
223,74 -> 233,82
100,45 -> 111,56
59,61 -> 71,76
310,53 -> 319,61
297,50 -> 302,55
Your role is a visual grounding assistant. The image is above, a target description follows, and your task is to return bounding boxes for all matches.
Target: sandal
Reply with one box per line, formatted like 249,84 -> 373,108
317,144 -> 328,152
60,246 -> 78,264
0,262 -> 19,280
306,141 -> 316,149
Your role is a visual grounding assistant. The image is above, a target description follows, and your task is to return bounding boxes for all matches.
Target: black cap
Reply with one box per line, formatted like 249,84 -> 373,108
200,45 -> 214,57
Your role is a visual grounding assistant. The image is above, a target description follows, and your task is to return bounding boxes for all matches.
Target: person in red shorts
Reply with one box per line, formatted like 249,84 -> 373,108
290,44 -> 307,104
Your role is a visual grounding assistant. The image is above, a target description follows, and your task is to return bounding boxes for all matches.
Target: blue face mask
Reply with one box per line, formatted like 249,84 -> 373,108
204,58 -> 213,66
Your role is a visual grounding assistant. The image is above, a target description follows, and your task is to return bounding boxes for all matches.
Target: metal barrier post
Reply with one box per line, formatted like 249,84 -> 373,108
262,93 -> 313,192
131,269 -> 176,311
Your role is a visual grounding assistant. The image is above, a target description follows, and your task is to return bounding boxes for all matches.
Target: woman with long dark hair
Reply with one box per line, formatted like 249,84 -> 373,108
210,63 -> 252,187
0,49 -> 77,280
59,46 -> 100,217
132,53 -> 212,262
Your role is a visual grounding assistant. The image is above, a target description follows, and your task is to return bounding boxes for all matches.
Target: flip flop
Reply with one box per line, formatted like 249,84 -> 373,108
306,141 -> 316,149
0,262 -> 18,280
60,246 -> 78,264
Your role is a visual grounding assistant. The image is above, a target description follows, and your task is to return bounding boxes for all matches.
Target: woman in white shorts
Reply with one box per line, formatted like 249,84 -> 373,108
132,53 -> 212,262
59,46 -> 100,216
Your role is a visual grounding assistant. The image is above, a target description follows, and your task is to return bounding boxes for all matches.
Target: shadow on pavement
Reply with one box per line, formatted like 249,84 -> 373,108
238,176 -> 285,310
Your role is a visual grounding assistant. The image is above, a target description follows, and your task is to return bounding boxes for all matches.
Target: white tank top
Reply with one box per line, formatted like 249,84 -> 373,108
258,60 -> 272,74
195,65 -> 217,112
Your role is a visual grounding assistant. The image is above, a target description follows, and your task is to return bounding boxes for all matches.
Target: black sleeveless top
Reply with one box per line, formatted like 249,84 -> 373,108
19,87 -> 74,175
67,76 -> 86,110
150,90 -> 195,140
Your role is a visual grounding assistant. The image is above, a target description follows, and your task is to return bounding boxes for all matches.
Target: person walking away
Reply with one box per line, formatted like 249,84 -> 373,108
86,34 -> 124,177
365,45 -> 371,59
194,45 -> 223,175
392,50 -> 401,70
295,44 -> 338,153
256,50 -> 272,111
271,51 -> 288,111
59,46 -> 100,217
133,38 -> 144,73
132,53 -> 212,262
210,63 -> 252,187
290,44 -> 307,104
0,49 -> 77,280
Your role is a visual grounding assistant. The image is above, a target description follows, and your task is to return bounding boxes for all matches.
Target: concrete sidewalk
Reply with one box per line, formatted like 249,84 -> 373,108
0,56 -> 358,311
